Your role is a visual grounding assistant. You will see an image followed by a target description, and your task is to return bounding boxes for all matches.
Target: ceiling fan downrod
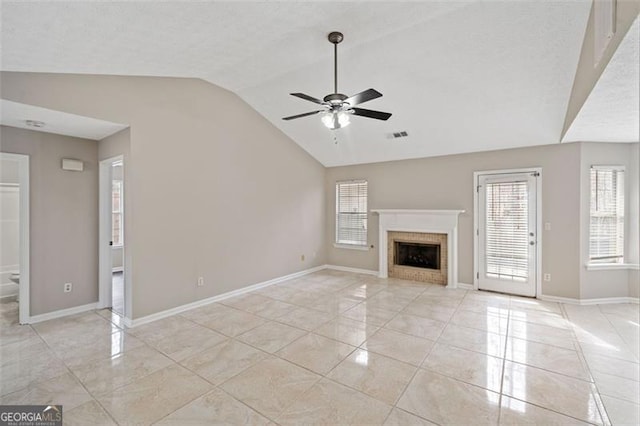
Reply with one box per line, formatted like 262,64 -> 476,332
328,31 -> 343,95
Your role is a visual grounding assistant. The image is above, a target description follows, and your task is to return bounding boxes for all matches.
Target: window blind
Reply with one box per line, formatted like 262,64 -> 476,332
485,181 -> 529,281
336,180 -> 368,246
590,167 -> 624,263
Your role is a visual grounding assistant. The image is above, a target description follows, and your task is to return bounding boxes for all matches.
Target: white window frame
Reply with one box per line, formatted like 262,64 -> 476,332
588,165 -> 624,265
112,178 -> 124,248
334,180 -> 369,250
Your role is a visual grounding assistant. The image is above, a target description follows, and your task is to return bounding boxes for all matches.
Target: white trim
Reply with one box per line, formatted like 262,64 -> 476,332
372,209 -> 464,289
371,209 -> 466,215
325,264 -> 378,276
473,168 -> 543,298
1,153 -> 30,325
333,243 -> 370,251
539,294 -> 639,305
112,267 -> 124,273
28,302 -> 98,324
99,155 -> 131,323
457,282 -> 474,290
585,263 -> 639,271
124,265 -> 326,328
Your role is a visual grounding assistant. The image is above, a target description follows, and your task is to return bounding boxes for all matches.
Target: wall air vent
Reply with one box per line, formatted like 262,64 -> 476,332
387,131 -> 409,139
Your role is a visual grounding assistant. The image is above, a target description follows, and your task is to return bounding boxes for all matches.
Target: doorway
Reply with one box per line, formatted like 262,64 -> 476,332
0,153 -> 30,324
99,156 -> 126,316
474,169 -> 541,297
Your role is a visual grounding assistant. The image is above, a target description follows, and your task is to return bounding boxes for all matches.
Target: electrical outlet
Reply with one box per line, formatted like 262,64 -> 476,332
197,277 -> 204,287
543,273 -> 551,282
301,254 -> 305,262
63,283 -> 73,293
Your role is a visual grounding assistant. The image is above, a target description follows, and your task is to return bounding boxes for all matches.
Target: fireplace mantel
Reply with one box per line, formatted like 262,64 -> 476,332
372,209 -> 464,288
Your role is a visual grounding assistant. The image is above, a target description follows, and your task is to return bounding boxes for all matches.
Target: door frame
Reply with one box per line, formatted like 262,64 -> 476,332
473,167 -> 542,297
98,155 -> 127,317
1,153 -> 30,324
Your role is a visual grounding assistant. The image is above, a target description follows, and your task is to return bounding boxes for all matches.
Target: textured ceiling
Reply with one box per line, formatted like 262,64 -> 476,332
563,16 -> 640,143
1,1 -> 594,166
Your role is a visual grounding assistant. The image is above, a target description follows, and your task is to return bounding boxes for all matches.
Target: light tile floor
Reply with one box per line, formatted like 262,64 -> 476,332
1,270 -> 639,425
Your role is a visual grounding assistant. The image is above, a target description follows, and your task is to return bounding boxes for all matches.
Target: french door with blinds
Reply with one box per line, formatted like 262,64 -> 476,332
477,171 -> 539,297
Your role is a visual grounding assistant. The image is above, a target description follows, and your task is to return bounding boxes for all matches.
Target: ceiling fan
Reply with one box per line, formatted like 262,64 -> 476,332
282,31 -> 392,130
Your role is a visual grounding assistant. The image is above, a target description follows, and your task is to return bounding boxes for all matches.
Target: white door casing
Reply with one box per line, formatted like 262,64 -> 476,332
474,169 -> 541,297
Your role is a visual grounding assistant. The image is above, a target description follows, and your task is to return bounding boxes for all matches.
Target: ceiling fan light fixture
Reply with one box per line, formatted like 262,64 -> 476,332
322,111 -> 350,130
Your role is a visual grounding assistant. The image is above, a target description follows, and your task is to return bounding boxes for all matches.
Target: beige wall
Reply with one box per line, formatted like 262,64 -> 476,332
579,142 -> 640,299
563,0 -> 640,136
326,143 -> 584,299
2,72 -> 326,319
0,126 -> 98,315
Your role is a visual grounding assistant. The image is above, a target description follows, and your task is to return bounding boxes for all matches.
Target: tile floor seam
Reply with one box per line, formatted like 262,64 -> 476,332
561,302 -> 610,426
5,273 -> 637,425
29,313 -> 122,426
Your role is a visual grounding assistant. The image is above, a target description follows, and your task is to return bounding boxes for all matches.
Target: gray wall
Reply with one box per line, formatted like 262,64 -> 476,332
326,143 -> 583,298
2,72 -> 327,319
326,141 -> 639,299
0,126 -> 98,315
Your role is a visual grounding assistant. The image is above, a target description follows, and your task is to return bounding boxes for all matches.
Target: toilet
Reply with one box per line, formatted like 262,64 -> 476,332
9,272 -> 19,302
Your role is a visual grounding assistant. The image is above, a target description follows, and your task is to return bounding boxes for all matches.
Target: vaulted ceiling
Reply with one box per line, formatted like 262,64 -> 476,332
0,1 -> 622,166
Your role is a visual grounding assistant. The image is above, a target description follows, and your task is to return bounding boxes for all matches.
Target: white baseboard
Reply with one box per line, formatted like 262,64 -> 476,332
457,282 -> 474,290
539,294 -> 640,305
124,264 -> 326,328
112,267 -> 124,273
28,302 -> 98,324
324,264 -> 378,276
0,282 -> 19,298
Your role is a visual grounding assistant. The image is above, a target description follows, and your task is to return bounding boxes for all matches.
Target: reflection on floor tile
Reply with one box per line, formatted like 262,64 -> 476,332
3,270 -> 638,424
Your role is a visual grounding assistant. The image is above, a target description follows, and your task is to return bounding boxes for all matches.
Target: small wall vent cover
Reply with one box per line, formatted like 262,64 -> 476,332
387,131 -> 409,139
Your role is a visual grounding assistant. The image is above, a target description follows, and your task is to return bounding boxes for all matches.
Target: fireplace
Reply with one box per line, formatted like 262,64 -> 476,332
373,209 -> 464,288
395,241 -> 441,270
387,231 -> 448,285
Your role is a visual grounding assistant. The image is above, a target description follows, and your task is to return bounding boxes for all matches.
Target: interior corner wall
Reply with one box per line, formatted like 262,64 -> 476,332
0,125 -> 98,315
326,143 -> 582,299
1,72 -> 327,319
579,142 -> 640,299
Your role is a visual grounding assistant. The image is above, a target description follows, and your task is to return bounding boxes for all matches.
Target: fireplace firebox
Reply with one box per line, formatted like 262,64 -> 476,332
394,241 -> 441,270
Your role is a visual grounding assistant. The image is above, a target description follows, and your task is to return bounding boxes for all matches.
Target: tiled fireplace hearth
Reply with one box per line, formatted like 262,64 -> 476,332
372,210 -> 464,288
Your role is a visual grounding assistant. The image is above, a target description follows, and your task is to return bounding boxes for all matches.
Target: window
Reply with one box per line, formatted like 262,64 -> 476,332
112,179 -> 123,246
335,180 -> 368,247
589,166 -> 624,263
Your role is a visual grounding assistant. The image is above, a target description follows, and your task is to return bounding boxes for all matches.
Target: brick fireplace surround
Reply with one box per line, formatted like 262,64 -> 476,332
372,210 -> 464,288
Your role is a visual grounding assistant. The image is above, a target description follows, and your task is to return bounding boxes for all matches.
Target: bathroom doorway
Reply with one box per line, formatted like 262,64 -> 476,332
99,155 -> 126,317
0,152 -> 30,324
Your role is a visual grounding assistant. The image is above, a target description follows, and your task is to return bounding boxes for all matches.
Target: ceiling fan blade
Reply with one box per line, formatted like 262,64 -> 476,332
282,110 -> 324,121
351,107 -> 392,121
345,88 -> 383,106
290,93 -> 326,105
